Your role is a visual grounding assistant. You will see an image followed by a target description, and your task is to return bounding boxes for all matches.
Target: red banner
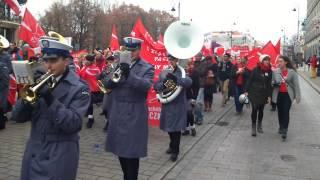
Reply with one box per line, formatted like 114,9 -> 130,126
18,9 -> 45,48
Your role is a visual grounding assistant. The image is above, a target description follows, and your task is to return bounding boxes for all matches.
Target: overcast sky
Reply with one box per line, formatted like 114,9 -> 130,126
26,0 -> 307,44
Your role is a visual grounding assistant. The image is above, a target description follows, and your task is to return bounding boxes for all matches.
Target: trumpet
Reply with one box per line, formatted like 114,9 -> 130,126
97,80 -> 112,94
20,72 -> 55,104
111,67 -> 122,83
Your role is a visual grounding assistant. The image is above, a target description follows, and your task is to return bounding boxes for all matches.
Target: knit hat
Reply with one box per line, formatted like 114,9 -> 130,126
259,54 -> 270,62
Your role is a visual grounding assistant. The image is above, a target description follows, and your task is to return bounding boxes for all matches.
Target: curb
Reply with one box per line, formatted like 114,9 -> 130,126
297,71 -> 320,95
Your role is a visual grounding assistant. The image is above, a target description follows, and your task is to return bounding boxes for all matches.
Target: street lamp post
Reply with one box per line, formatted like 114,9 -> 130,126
292,7 -> 300,63
171,1 -> 181,20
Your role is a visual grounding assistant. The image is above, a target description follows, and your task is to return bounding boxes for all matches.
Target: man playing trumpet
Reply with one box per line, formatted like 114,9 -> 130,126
13,35 -> 90,180
99,37 -> 154,180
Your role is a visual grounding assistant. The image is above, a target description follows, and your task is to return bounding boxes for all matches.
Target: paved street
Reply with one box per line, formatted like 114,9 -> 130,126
1,75 -> 320,180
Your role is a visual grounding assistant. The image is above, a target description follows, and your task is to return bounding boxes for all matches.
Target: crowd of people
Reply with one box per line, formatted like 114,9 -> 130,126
0,33 -> 302,180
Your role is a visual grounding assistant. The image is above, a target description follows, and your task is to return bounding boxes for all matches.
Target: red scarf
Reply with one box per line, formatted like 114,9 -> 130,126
259,63 -> 271,73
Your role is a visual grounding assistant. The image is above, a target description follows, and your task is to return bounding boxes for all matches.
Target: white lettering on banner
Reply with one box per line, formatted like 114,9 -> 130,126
149,111 -> 160,120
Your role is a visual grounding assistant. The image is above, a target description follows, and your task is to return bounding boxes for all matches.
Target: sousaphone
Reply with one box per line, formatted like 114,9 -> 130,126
156,20 -> 204,104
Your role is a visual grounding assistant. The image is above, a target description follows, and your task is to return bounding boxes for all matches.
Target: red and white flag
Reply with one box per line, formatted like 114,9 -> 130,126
18,9 -> 45,48
4,0 -> 21,16
109,25 -> 120,51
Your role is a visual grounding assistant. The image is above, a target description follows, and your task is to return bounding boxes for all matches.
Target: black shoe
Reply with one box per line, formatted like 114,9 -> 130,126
166,148 -> 173,154
182,130 -> 190,136
257,123 -> 263,133
86,118 -> 94,129
170,153 -> 178,162
191,128 -> 196,136
196,121 -> 203,125
251,124 -> 257,137
281,133 -> 287,141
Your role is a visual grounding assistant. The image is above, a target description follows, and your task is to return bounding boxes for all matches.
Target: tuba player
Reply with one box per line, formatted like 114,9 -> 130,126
154,54 -> 192,162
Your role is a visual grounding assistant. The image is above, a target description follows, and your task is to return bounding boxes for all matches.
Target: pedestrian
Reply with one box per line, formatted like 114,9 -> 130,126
12,35 -> 90,180
9,42 -> 22,61
0,36 -> 10,130
203,56 -> 218,112
310,55 -> 317,78
245,54 -> 273,137
100,37 -> 154,180
182,61 -> 197,136
94,48 -> 106,72
192,54 -> 204,125
218,53 -> 233,107
79,54 -> 103,128
231,57 -> 249,114
272,55 -> 301,141
154,54 -> 192,162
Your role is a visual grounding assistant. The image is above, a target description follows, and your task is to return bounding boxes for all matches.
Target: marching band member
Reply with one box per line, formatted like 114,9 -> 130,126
154,54 -> 192,162
0,35 -> 10,130
79,54 -> 103,128
0,36 -> 11,130
99,37 -> 154,180
12,35 -> 90,180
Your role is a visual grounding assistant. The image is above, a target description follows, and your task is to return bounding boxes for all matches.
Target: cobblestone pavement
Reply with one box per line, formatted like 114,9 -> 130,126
0,92 -> 232,180
163,76 -> 320,180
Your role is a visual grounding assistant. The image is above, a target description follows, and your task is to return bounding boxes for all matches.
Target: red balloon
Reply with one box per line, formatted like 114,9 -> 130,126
215,47 -> 225,56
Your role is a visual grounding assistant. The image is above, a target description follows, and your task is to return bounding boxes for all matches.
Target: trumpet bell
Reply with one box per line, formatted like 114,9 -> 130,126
164,21 -> 204,59
0,35 -> 9,49
48,31 -> 66,43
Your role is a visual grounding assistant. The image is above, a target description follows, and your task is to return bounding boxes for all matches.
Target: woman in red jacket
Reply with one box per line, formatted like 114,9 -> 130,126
79,54 -> 102,128
310,55 -> 318,78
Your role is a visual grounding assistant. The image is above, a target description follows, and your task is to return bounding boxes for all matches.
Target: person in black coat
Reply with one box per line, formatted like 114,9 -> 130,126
218,53 -> 233,107
244,55 -> 273,137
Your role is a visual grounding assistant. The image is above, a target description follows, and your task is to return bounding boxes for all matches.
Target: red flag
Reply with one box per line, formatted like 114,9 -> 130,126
18,9 -> 45,48
274,38 -> 281,54
131,18 -> 164,50
4,0 -> 21,16
109,25 -> 120,51
246,48 -> 261,71
260,41 -> 278,65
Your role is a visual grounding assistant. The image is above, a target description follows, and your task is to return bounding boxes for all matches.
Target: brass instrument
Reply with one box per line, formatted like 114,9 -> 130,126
20,72 -> 55,104
111,67 -> 122,83
156,20 -> 204,104
0,35 -> 9,49
97,80 -> 112,94
111,51 -> 131,83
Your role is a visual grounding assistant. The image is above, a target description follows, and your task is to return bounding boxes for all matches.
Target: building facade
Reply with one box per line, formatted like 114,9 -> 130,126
304,0 -> 320,59
205,31 -> 256,50
0,2 -> 20,43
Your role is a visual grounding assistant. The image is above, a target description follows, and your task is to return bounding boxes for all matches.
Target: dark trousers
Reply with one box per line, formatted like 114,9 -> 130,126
86,92 -> 103,117
118,157 -> 139,180
277,92 -> 292,132
0,108 -> 5,129
234,85 -> 244,112
168,132 -> 181,154
187,110 -> 195,127
251,104 -> 265,124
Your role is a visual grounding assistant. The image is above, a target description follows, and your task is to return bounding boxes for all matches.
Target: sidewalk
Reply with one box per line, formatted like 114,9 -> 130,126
298,68 -> 320,94
163,76 -> 320,180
